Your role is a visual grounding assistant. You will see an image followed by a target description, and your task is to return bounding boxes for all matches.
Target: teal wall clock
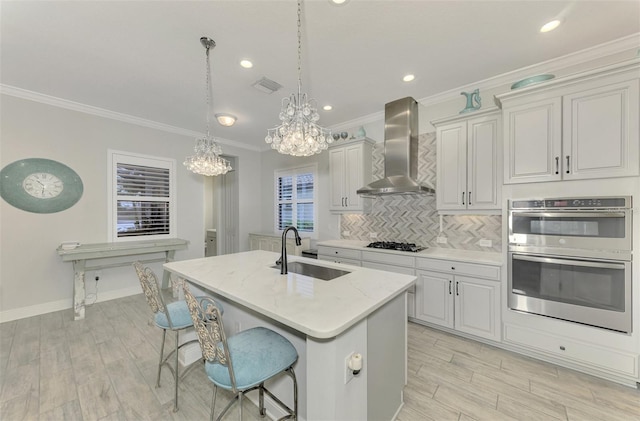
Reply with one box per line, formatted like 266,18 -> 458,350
0,158 -> 83,213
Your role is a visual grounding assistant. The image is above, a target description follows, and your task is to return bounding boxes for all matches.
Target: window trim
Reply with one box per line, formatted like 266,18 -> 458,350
107,149 -> 177,242
274,163 -> 317,238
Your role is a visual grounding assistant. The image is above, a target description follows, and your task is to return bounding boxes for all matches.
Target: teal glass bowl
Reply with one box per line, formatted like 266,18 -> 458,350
511,74 -> 555,90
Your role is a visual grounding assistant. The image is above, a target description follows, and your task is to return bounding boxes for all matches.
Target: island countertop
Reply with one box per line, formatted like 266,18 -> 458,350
164,250 -> 416,339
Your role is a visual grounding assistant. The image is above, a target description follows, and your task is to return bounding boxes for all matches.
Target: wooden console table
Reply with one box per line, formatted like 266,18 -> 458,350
57,238 -> 189,320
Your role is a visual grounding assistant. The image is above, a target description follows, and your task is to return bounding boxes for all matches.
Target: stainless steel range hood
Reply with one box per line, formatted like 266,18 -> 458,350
357,97 -> 435,197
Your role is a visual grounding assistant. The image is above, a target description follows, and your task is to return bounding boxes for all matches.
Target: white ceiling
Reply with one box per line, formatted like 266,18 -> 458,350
2,1 -> 639,151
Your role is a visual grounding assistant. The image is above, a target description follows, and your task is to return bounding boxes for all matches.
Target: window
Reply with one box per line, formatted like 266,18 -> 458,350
108,150 -> 176,241
275,165 -> 316,235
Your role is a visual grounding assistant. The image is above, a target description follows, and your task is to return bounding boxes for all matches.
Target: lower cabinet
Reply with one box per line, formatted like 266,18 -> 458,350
415,258 -> 501,342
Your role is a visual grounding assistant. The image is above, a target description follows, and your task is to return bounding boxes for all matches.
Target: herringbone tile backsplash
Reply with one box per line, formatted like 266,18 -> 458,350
341,133 -> 502,252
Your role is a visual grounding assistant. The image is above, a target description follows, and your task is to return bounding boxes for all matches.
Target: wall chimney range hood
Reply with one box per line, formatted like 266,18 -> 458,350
357,97 -> 435,197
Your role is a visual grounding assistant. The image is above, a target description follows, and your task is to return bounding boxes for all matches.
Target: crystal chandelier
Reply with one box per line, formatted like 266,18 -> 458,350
184,37 -> 232,176
265,0 -> 333,157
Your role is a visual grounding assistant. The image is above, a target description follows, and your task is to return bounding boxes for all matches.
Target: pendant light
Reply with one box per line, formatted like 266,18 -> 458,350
265,0 -> 333,156
184,37 -> 232,176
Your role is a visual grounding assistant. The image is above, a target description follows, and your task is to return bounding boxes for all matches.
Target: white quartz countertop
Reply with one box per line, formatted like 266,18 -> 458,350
164,250 -> 416,339
317,239 -> 502,266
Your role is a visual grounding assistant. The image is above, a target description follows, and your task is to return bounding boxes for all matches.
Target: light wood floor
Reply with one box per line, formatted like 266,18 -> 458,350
1,293 -> 639,420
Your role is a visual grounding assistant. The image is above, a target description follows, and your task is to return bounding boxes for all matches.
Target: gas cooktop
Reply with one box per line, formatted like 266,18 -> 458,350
366,241 -> 427,253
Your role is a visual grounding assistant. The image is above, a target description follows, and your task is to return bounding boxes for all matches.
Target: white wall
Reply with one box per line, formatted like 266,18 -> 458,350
0,94 -> 262,320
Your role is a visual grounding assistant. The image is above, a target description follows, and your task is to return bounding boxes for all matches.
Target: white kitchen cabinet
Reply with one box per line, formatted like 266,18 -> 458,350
317,245 -> 362,266
433,108 -> 501,212
249,233 -> 310,256
328,138 -> 374,213
205,229 -> 217,257
415,258 -> 501,342
497,60 -> 639,184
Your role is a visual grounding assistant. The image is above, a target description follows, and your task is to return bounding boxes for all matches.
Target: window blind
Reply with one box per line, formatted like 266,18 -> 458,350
116,163 -> 171,237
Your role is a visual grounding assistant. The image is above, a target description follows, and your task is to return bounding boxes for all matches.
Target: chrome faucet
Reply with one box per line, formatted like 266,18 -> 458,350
276,226 -> 302,274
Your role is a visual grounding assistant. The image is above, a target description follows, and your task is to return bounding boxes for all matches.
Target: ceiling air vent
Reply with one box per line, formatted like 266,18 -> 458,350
252,77 -> 283,94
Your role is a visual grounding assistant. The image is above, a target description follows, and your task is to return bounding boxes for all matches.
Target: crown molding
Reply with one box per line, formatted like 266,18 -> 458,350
332,33 -> 640,126
0,85 -> 262,152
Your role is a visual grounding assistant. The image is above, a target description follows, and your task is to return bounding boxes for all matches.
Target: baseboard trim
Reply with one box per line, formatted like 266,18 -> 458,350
0,285 -> 142,322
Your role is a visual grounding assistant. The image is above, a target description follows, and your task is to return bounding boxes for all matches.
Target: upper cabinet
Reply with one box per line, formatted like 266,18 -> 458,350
329,137 -> 374,213
432,108 -> 502,212
496,59 -> 640,184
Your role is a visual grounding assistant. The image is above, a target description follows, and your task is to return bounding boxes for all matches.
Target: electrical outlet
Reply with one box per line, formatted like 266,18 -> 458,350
344,353 -> 355,384
342,230 -> 350,237
369,232 -> 378,239
479,239 -> 492,247
437,236 -> 448,244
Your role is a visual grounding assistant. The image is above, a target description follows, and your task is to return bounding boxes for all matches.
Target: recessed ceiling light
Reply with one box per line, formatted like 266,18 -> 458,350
215,113 -> 237,127
323,105 -> 333,111
403,74 -> 415,82
240,59 -> 253,68
540,19 -> 561,33
329,0 -> 349,5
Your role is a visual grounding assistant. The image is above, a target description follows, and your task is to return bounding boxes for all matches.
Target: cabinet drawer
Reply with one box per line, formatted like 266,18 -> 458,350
317,246 -> 362,260
318,255 -> 362,267
504,324 -> 638,377
361,251 -> 415,267
416,257 -> 500,280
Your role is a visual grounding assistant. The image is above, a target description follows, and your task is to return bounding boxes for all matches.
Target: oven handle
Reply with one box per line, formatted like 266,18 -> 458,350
512,211 -> 626,218
512,254 -> 625,270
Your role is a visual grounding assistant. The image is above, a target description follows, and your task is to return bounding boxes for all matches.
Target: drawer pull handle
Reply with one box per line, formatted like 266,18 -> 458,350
559,345 -> 566,351
451,266 -> 455,270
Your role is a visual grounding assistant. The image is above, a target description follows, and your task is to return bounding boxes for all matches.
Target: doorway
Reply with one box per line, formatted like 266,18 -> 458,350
216,156 -> 239,255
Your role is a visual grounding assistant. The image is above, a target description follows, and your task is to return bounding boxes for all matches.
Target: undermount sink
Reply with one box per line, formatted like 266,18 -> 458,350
271,261 -> 351,281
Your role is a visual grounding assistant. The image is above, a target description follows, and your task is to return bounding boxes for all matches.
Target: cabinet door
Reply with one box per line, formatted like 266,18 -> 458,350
328,147 -> 346,210
454,276 -> 500,341
344,144 -> 365,210
436,122 -> 467,210
415,270 -> 454,329
563,78 -> 639,180
467,115 -> 500,210
504,97 -> 562,183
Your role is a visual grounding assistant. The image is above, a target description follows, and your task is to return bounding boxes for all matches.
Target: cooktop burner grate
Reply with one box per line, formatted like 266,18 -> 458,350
366,241 -> 427,253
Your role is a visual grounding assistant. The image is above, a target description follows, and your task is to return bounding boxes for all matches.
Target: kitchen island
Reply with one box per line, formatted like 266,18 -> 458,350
164,250 -> 416,421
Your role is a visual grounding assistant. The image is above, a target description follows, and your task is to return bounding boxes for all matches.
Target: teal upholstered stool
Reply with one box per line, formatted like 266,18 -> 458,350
183,283 -> 298,421
133,262 -> 223,412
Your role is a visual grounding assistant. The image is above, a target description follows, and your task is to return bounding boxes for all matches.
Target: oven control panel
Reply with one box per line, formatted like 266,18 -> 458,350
510,197 -> 630,209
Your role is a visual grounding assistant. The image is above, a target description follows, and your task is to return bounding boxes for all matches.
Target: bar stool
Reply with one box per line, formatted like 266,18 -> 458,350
133,262 -> 222,412
182,282 -> 298,421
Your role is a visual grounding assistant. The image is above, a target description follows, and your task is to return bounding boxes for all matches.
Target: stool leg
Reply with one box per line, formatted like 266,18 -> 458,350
157,329 -> 167,388
210,385 -> 217,421
259,384 -> 265,417
289,367 -> 298,421
173,330 -> 179,412
238,392 -> 243,421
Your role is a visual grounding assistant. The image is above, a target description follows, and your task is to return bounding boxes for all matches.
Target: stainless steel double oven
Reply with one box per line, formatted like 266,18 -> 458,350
508,197 -> 632,333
